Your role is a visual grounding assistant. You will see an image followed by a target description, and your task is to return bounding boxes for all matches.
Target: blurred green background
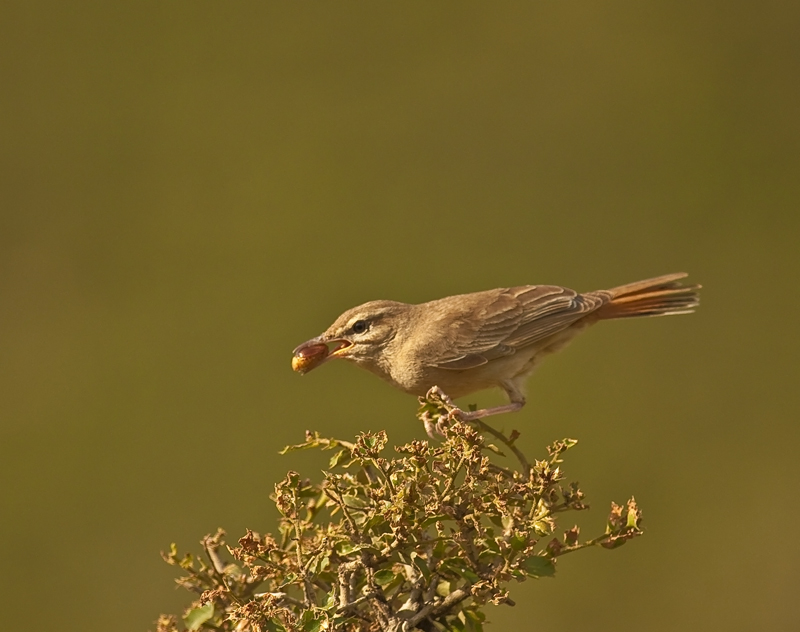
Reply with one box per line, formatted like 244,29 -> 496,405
1,2 -> 798,630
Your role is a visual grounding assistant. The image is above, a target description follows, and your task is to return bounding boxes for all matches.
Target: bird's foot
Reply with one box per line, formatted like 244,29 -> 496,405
425,385 -> 457,409
418,386 -> 525,437
418,386 -> 466,438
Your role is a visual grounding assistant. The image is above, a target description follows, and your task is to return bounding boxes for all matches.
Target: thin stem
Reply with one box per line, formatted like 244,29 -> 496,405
202,536 -> 241,606
403,586 -> 472,630
440,456 -> 466,499
254,592 -> 306,608
473,419 -> 530,477
486,462 -> 515,478
337,591 -> 381,614
292,520 -> 315,608
556,533 -> 616,556
323,486 -> 359,534
370,458 -> 396,496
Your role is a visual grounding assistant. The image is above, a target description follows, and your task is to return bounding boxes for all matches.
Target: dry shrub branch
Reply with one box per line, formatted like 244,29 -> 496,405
155,392 -> 642,632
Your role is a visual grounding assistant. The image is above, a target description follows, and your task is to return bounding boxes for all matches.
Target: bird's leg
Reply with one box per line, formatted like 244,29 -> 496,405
449,380 -> 527,422
418,386 -> 457,437
456,401 -> 525,421
420,385 -> 526,434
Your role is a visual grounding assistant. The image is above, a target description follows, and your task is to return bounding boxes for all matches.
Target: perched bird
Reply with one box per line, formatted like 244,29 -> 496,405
292,273 -> 700,421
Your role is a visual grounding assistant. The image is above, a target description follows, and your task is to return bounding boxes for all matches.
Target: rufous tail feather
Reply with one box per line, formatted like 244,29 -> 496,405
596,273 -> 701,319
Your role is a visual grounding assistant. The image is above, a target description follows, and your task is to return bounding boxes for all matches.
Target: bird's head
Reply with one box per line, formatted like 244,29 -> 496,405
291,300 -> 410,375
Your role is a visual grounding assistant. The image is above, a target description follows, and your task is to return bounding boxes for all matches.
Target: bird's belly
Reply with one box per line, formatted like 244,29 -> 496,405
397,324 -> 590,399
400,352 -> 537,399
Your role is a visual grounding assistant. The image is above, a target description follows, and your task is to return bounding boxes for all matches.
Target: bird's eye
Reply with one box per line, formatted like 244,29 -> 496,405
351,320 -> 368,334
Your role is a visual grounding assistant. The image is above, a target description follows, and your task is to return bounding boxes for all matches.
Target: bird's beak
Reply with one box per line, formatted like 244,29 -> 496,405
291,336 -> 354,374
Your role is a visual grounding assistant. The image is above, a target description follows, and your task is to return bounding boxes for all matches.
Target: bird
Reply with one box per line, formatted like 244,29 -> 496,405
292,273 -> 699,422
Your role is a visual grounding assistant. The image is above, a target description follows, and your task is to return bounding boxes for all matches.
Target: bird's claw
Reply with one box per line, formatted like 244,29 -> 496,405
446,407 -> 466,422
425,386 -> 460,410
421,411 -> 438,439
418,386 -> 471,437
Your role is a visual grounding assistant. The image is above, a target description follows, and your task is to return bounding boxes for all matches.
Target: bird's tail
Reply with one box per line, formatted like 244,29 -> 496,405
595,273 -> 701,319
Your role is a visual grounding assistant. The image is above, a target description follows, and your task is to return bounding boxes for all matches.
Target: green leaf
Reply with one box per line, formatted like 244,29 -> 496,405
484,443 -> 506,456
439,557 -> 478,582
436,580 -> 451,597
329,448 -> 351,468
383,573 -> 405,593
336,541 -> 358,555
337,541 -> 379,558
480,536 -> 500,555
533,520 -> 551,536
374,569 -> 397,586
342,494 -> 368,509
222,562 -> 244,578
521,555 -> 556,578
421,514 -> 452,528
299,609 -> 327,632
300,615 -> 322,632
264,619 -> 288,632
310,554 -> 330,574
183,603 -> 214,631
362,514 -> 386,532
280,440 -> 319,454
509,533 -> 527,551
462,568 -> 480,582
626,498 -> 641,529
464,608 -> 485,632
278,572 -> 298,588
332,615 -> 358,629
411,552 -> 432,581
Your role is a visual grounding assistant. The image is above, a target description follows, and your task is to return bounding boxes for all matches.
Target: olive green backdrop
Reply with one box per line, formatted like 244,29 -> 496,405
1,2 -> 798,630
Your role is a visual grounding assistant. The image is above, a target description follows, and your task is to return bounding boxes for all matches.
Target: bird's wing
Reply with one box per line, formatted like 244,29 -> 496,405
431,285 -> 608,370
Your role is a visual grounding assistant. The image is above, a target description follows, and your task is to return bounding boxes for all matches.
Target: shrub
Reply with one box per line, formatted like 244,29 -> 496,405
156,392 -> 642,632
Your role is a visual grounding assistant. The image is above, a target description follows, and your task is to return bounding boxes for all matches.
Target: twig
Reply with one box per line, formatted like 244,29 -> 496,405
473,419 -> 530,477
370,458 -> 396,496
202,534 -> 241,606
292,520 -> 315,608
337,561 -> 362,610
403,586 -> 472,630
323,485 -> 360,534
337,591 -> 381,614
254,592 -> 305,608
440,456 -> 466,499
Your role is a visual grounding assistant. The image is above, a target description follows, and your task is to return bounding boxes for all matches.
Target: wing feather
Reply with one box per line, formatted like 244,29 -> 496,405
430,285 -> 608,370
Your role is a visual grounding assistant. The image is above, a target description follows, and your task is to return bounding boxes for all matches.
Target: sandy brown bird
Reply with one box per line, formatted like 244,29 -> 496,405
292,273 -> 700,421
